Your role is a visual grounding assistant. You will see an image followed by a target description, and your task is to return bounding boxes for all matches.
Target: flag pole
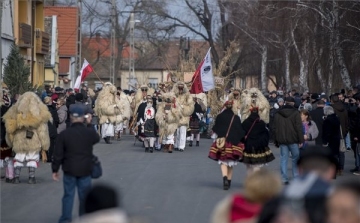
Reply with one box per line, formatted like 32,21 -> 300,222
91,69 -> 104,84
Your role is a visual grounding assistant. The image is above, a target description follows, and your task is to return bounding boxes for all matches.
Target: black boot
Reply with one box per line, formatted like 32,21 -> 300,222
149,147 -> 154,153
189,141 -> 193,147
228,179 -> 231,189
105,136 -> 112,144
223,176 -> 229,190
145,147 -> 149,153
28,177 -> 36,184
196,141 -> 199,147
13,177 -> 20,184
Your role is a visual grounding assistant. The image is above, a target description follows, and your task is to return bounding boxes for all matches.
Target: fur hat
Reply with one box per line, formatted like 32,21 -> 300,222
75,93 -> 84,101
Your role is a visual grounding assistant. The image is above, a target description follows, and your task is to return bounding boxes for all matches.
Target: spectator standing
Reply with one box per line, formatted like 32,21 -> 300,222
310,100 -> 325,146
56,98 -> 68,134
299,109 -> 319,150
349,94 -> 360,175
52,105 -> 100,223
44,97 -> 59,162
268,91 -> 278,143
65,88 -> 76,128
273,97 -> 304,185
322,106 -> 341,176
330,95 -> 348,175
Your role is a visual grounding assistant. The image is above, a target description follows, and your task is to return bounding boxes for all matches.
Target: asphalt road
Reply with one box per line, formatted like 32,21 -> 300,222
0,134 -> 357,223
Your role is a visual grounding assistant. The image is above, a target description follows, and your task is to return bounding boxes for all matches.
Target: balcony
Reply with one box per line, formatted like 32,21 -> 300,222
36,29 -> 50,55
19,23 -> 32,48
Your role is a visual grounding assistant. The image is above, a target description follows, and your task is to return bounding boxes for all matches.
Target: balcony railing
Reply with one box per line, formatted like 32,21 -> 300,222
19,23 -> 32,48
36,30 -> 50,55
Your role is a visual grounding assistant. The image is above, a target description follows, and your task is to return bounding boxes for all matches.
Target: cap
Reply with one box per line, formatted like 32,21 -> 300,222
270,90 -> 277,95
69,104 -> 85,117
66,88 -> 74,92
285,97 -> 295,103
297,147 -> 338,167
277,97 -> 284,103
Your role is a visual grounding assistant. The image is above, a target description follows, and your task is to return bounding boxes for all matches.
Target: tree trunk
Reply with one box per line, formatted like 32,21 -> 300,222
284,47 -> 291,91
328,33 -> 334,95
334,33 -> 352,90
261,46 -> 268,91
298,36 -> 309,92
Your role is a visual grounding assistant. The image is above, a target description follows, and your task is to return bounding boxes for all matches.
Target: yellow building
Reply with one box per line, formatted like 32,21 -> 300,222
14,0 -> 48,86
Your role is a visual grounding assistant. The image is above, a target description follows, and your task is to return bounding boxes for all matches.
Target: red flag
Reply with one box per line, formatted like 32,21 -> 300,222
190,60 -> 204,94
190,48 -> 214,94
74,59 -> 93,90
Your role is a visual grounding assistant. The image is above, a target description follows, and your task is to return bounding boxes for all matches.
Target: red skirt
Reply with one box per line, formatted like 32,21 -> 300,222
208,141 -> 244,161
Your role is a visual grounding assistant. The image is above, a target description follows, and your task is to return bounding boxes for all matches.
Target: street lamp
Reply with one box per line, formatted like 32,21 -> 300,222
128,13 -> 141,90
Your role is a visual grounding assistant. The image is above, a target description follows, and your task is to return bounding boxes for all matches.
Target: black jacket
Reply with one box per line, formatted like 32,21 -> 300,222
332,102 -> 349,135
52,123 -> 100,177
48,105 -> 59,139
191,102 -> 204,120
242,112 -> 269,150
212,108 -> 245,145
322,114 -> 340,155
273,105 -> 304,145
310,106 -> 325,146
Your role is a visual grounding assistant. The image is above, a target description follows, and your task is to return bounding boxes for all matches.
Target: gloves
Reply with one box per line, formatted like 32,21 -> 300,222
274,103 -> 279,109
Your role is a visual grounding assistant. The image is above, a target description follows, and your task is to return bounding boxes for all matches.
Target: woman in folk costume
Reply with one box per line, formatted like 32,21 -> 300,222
155,92 -> 181,153
1,90 -> 14,183
95,82 -> 128,144
241,107 -> 275,175
3,92 -> 51,184
142,98 -> 157,153
172,81 -> 194,152
132,85 -> 155,140
188,96 -> 205,147
209,100 -> 245,190
228,88 -> 242,117
240,88 -> 270,124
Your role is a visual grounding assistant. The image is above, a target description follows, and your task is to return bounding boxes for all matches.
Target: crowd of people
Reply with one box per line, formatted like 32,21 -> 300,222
1,81 -> 360,223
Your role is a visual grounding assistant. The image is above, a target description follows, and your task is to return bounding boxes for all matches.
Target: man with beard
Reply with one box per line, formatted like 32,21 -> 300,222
141,98 -> 157,153
172,82 -> 194,152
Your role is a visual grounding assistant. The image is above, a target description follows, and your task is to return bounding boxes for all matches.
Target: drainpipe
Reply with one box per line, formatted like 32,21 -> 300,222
31,1 -> 35,84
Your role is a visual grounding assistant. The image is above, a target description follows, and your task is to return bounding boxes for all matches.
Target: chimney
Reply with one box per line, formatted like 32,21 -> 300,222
95,32 -> 101,42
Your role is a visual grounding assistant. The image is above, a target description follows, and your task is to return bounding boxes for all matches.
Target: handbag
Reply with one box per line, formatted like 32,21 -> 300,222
216,115 -> 235,149
339,127 -> 346,152
91,156 -> 102,179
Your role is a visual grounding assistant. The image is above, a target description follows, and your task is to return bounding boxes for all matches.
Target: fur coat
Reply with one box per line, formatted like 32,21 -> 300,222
228,91 -> 242,116
191,93 -> 208,112
3,92 -> 51,153
172,82 -> 194,126
132,85 -> 155,115
95,82 -> 130,125
240,88 -> 270,124
155,92 -> 181,137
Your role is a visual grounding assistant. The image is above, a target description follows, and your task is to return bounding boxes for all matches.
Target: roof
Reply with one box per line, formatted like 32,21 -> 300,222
82,35 -> 137,59
44,7 -> 77,56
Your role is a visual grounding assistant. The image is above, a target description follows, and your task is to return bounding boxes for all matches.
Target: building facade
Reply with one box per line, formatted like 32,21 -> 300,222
1,0 -> 15,77
14,0 -> 48,86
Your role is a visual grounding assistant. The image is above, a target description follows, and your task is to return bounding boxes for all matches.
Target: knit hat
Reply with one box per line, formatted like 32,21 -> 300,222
277,98 -> 284,103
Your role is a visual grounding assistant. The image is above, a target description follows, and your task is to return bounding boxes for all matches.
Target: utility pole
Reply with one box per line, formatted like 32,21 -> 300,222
128,12 -> 134,90
76,0 -> 82,87
110,0 -> 116,84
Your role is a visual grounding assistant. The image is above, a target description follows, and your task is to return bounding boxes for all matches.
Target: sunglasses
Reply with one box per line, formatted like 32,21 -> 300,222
141,88 -> 148,92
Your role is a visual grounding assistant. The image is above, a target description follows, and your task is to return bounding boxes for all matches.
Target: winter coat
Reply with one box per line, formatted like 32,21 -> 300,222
3,92 -> 51,153
47,105 -> 59,139
273,105 -> 304,145
190,102 -> 204,121
332,102 -> 349,135
349,107 -> 360,140
322,114 -> 341,155
57,105 -> 68,134
303,120 -> 319,146
52,122 -> 100,177
242,112 -> 269,150
212,108 -> 245,145
310,106 -> 325,146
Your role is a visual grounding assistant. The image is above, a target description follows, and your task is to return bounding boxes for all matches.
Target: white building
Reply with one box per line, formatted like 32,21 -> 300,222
1,0 -> 15,77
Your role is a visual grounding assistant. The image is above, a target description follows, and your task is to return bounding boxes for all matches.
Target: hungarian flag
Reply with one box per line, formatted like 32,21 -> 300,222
74,59 -> 93,90
190,48 -> 215,94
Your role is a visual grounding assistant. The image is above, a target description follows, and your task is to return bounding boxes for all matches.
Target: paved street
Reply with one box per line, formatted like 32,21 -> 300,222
0,134 -> 357,223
